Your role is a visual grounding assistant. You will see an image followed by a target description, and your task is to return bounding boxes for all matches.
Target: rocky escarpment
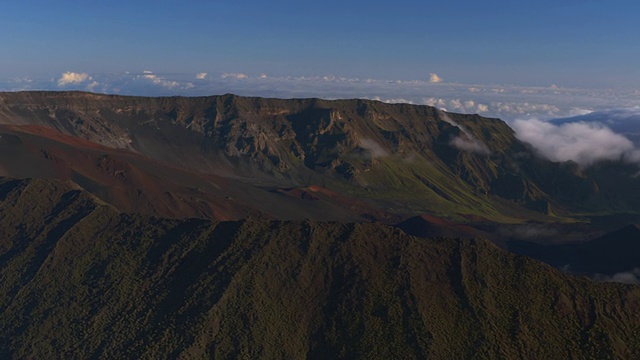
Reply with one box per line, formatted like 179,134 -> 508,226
1,91 -> 639,222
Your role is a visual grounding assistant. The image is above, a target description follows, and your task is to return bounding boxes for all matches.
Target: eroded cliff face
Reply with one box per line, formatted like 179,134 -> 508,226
1,91 -> 639,223
0,92 -> 512,172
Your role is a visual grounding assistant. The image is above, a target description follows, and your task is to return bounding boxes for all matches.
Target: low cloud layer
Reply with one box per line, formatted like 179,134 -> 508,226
142,71 -> 191,89
221,73 -> 248,80
512,118 -> 640,167
5,72 -> 640,122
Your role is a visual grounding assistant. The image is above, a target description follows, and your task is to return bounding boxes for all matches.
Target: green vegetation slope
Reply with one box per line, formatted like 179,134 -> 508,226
2,177 -> 640,359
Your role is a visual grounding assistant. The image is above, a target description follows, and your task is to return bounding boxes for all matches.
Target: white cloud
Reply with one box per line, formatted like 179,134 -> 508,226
359,138 -> 389,159
440,111 -> 490,155
86,81 -> 100,91
512,118 -> 640,167
196,72 -> 208,80
593,268 -> 640,284
221,73 -> 248,79
10,77 -> 33,84
429,73 -> 443,83
58,72 -> 91,86
7,72 -> 640,124
450,136 -> 491,154
371,96 -> 413,104
142,72 -> 181,89
422,97 -> 490,115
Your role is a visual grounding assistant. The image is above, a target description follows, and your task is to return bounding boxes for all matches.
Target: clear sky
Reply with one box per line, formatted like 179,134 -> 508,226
2,1 -> 640,121
2,0 -> 639,87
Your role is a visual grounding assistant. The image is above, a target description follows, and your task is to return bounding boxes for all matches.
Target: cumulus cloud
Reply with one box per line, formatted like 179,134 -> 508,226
512,118 -> 640,167
58,72 -> 91,86
440,111 -> 490,155
221,72 -> 248,79
196,72 -> 208,79
429,73 -> 443,83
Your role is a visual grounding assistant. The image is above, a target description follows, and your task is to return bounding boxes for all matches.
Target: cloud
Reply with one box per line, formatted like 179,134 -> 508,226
450,136 -> 491,154
552,107 -> 640,146
359,138 -> 389,159
440,111 -> 490,155
371,96 -> 413,104
142,72 -> 181,89
58,72 -> 91,86
512,118 -> 640,167
10,77 -> 33,84
196,72 -> 208,80
593,268 -> 640,284
221,73 -> 248,79
429,73 -> 443,83
5,72 -> 640,123
86,81 -> 100,91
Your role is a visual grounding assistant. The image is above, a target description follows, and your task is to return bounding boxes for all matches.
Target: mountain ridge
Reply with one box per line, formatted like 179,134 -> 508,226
4,91 -> 636,225
2,176 -> 640,358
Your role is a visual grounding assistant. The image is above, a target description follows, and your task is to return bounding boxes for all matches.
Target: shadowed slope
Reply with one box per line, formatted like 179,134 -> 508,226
0,125 -> 376,222
1,177 -> 640,359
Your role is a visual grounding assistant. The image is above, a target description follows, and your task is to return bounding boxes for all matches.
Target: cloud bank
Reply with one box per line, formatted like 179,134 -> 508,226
5,71 -> 640,123
512,118 -> 640,167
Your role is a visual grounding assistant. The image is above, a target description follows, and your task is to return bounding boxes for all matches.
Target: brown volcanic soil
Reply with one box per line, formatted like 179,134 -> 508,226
0,124 -> 376,221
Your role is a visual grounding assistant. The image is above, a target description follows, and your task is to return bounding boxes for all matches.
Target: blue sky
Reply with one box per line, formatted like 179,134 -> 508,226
3,0 -> 639,87
2,1 -> 640,121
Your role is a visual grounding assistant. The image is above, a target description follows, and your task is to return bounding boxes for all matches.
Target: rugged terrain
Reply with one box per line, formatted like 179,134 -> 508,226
2,178 -> 640,359
2,91 -> 639,226
2,91 -> 640,358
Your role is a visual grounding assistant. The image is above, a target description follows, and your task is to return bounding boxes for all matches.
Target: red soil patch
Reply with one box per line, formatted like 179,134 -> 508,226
278,188 -> 320,201
3,125 -> 118,152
